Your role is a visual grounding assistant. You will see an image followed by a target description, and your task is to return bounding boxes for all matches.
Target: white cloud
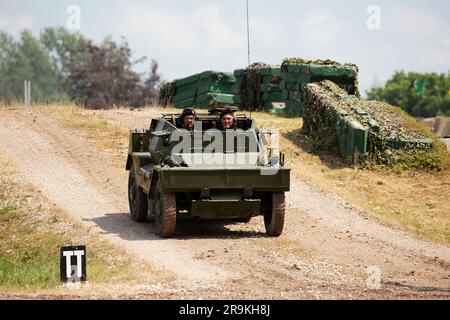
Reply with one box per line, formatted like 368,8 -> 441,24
107,2 -> 247,77
288,6 -> 450,94
442,37 -> 450,48
190,4 -> 245,59
114,4 -> 202,57
88,2 -> 450,89
0,14 -> 34,35
425,47 -> 450,70
383,6 -> 450,71
387,7 -> 444,40
297,11 -> 345,48
251,18 -> 278,49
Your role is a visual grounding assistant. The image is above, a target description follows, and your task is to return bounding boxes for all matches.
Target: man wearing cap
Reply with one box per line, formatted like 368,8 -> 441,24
216,108 -> 237,131
179,108 -> 197,132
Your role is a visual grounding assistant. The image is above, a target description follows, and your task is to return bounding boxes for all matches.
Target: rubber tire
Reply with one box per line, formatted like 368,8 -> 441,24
153,180 -> 177,238
128,165 -> 148,222
263,193 -> 285,237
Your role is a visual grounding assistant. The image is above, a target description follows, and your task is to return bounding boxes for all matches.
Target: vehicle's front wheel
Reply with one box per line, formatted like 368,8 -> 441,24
153,180 -> 176,238
263,193 -> 285,237
128,165 -> 148,222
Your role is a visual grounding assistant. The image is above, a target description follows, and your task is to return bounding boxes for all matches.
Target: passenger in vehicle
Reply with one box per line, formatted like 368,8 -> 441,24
178,108 -> 197,132
216,108 -> 237,130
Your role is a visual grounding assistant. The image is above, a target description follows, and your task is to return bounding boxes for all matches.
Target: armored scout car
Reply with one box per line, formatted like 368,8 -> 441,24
126,109 -> 290,238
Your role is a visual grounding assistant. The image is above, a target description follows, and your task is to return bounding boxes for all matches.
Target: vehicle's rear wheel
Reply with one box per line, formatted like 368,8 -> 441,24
153,180 -> 176,238
263,193 -> 285,237
128,165 -> 148,222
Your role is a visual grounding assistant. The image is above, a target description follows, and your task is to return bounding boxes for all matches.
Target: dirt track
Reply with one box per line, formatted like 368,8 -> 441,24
0,108 -> 449,299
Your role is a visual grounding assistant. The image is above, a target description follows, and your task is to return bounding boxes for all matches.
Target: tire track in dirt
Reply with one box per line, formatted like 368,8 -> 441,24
286,179 -> 450,262
98,108 -> 450,296
1,108 -> 449,298
0,112 -> 233,284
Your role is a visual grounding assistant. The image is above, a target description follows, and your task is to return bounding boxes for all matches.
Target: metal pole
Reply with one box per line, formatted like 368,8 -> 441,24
28,80 -> 31,105
246,0 -> 251,67
24,80 -> 31,106
246,0 -> 252,115
24,80 -> 27,105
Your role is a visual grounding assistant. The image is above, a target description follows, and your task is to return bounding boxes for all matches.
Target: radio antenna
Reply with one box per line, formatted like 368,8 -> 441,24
246,0 -> 252,118
246,0 -> 251,67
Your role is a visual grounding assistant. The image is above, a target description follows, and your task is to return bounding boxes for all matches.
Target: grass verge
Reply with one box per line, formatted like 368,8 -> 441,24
246,110 -> 449,244
0,152 -> 164,290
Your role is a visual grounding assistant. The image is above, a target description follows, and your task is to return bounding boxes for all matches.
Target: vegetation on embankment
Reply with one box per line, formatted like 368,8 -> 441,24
0,152 -> 157,290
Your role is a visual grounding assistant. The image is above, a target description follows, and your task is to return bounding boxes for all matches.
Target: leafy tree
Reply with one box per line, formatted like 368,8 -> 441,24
40,27 -> 88,79
64,39 -> 142,108
63,37 -> 162,108
19,30 -> 63,102
135,60 -> 162,106
367,71 -> 450,117
0,27 -> 162,108
0,30 -> 66,103
0,32 -> 26,101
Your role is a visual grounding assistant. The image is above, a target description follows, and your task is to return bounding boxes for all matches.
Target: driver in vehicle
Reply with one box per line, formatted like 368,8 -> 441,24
216,108 -> 237,130
179,108 -> 197,132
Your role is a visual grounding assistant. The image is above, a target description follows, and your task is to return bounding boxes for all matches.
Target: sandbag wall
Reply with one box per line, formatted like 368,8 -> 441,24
303,80 -> 436,166
159,59 -> 359,115
233,62 -> 359,115
233,66 -> 303,114
159,71 -> 236,109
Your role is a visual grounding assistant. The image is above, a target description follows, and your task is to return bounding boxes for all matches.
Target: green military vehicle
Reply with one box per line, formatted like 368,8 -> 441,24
126,109 -> 290,238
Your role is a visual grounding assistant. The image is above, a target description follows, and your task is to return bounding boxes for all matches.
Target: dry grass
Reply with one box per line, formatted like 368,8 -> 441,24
4,103 -> 132,168
251,112 -> 450,245
4,103 -> 449,245
36,104 -> 129,150
0,151 -> 167,292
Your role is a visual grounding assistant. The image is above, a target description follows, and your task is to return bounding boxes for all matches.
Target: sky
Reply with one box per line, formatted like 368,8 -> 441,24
1,0 -> 449,94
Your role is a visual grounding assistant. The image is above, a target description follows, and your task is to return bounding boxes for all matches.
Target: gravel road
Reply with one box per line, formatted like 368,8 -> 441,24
0,108 -> 449,299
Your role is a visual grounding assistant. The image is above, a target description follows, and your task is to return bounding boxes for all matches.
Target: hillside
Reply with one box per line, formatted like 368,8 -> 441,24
0,103 -> 449,299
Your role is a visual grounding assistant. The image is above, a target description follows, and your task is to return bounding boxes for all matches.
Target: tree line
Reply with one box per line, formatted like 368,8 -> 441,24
1,27 -> 448,116
367,71 -> 450,118
0,27 -> 162,108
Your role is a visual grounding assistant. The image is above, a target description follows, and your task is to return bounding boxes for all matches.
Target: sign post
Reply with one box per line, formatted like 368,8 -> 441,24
60,246 -> 87,283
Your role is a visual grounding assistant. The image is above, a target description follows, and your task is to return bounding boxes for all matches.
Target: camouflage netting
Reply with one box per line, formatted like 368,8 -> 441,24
281,58 -> 342,67
282,57 -> 360,97
303,80 -> 448,170
159,81 -> 176,107
238,62 -> 272,111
